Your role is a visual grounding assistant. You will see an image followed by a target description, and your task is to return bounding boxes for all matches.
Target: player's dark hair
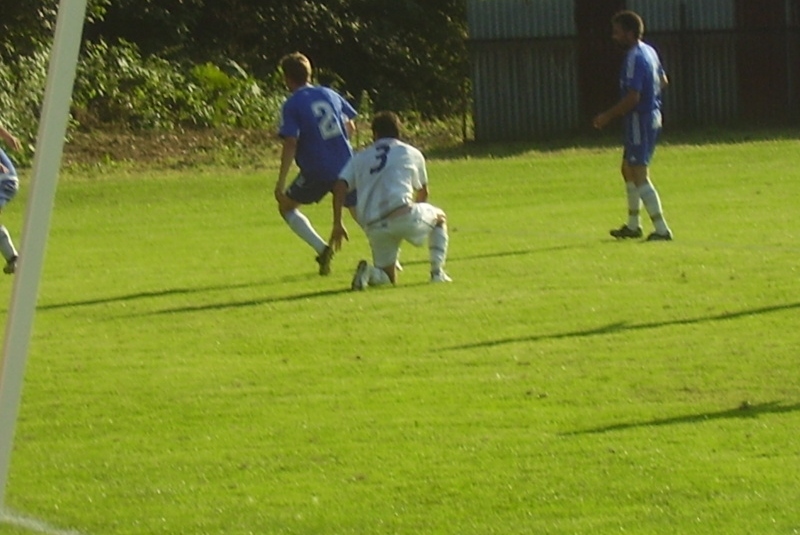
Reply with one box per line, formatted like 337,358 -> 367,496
280,52 -> 312,84
612,10 -> 645,39
371,111 -> 401,139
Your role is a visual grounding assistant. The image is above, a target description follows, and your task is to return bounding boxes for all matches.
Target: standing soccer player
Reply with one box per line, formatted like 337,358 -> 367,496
329,111 -> 451,290
593,10 -> 673,241
0,124 -> 21,274
274,52 -> 357,275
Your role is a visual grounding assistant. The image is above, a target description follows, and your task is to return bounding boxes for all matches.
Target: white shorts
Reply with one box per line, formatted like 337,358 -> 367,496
0,174 -> 19,210
365,202 -> 445,268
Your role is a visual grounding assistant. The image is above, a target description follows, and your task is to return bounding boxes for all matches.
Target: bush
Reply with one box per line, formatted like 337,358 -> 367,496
0,44 -> 50,166
72,39 -> 283,130
0,39 -> 469,169
189,60 -> 284,129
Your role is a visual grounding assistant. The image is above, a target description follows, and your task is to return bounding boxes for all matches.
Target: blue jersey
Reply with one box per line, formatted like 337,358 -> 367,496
0,149 -> 16,176
620,41 -> 665,115
620,41 -> 665,166
279,85 -> 357,183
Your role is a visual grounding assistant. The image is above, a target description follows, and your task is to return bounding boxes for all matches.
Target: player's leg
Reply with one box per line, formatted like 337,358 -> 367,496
628,120 -> 671,241
628,164 -> 671,240
347,190 -> 403,272
350,227 -> 396,290
0,224 -> 17,275
403,203 -> 451,282
610,161 -> 643,239
624,162 -> 642,231
610,118 -> 644,239
0,175 -> 19,274
425,207 -> 451,282
277,174 -> 333,274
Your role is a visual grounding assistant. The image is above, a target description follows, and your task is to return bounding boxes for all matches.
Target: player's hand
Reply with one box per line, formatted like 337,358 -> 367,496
273,185 -> 288,204
592,112 -> 610,130
329,224 -> 349,252
7,136 -> 20,152
0,132 -> 20,152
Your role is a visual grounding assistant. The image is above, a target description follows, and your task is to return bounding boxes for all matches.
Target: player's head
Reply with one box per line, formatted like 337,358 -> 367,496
371,111 -> 402,140
612,10 -> 644,46
280,52 -> 312,87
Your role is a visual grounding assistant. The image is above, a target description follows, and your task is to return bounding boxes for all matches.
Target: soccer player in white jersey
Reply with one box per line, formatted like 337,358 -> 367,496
274,52 -> 358,275
329,111 -> 451,290
593,10 -> 673,241
0,123 -> 21,274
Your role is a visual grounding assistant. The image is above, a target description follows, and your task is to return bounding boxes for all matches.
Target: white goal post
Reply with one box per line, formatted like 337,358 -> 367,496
0,0 -> 89,507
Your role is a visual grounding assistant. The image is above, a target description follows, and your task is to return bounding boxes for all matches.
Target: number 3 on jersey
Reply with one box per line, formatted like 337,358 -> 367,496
312,101 -> 343,140
370,144 -> 390,174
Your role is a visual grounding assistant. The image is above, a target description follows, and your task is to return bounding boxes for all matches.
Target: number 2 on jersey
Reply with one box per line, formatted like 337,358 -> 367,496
312,101 -> 342,140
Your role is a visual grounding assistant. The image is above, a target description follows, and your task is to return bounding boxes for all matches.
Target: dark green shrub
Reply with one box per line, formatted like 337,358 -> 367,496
73,39 -> 283,130
189,60 -> 283,129
0,45 -> 49,166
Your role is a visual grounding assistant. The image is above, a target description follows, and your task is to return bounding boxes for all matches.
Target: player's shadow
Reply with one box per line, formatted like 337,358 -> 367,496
33,245 -> 577,314
142,278 -> 440,315
563,401 -> 800,436
141,287 -> 354,315
399,244 -> 582,268
35,280 -> 275,311
442,301 -> 800,351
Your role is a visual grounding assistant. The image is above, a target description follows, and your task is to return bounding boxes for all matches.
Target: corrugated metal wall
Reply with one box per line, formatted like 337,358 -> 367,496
654,32 -> 739,125
633,0 -> 739,125
471,40 -> 580,140
467,0 -> 576,39
467,0 -> 797,140
628,0 -> 734,30
467,0 -> 580,139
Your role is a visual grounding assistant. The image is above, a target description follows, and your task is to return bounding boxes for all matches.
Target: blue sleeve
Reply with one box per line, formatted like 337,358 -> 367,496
626,55 -> 647,94
341,97 -> 357,121
278,99 -> 300,139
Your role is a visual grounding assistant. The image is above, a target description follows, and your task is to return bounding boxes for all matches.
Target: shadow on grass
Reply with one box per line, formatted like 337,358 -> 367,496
443,301 -> 800,351
145,280 -> 438,315
148,286 -> 356,314
563,401 -> 800,436
35,279 -> 275,311
399,244 -> 581,268
33,267 -> 443,316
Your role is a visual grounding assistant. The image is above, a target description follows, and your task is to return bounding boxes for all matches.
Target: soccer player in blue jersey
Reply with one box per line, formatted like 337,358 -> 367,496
0,123 -> 21,274
593,10 -> 673,241
274,52 -> 358,275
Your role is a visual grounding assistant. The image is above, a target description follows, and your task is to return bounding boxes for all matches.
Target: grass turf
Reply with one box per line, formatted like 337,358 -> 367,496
0,134 -> 798,534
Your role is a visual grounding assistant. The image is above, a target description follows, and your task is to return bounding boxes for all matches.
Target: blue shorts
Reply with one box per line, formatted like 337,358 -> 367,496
285,173 -> 356,207
623,110 -> 662,166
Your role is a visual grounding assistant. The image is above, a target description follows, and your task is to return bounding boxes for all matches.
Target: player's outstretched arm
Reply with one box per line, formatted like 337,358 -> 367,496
329,180 -> 349,251
0,125 -> 21,152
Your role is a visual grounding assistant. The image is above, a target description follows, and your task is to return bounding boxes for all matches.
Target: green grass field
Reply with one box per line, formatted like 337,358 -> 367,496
0,133 -> 798,534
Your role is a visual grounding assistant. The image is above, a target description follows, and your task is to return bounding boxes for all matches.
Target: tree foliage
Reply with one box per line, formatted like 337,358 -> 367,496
83,0 -> 469,117
0,0 -> 109,60
1,0 -> 468,146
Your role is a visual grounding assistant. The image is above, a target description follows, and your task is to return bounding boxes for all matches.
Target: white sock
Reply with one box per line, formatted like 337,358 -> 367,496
626,182 -> 641,229
0,225 -> 17,262
429,224 -> 449,273
638,182 -> 670,234
284,210 -> 327,254
368,266 -> 391,286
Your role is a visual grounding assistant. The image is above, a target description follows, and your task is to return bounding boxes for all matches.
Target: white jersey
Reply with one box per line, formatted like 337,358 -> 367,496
338,138 -> 427,226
